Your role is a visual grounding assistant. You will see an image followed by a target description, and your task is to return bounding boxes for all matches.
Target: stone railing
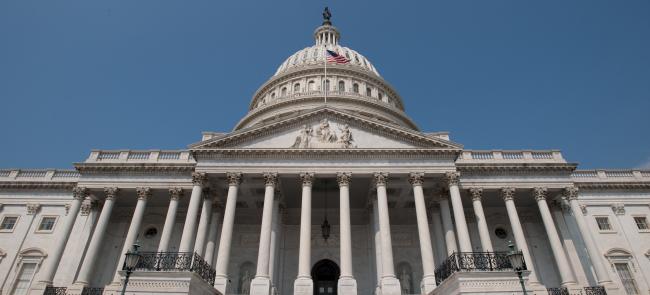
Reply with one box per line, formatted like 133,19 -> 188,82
457,150 -> 566,163
81,287 -> 104,295
572,169 -> 649,180
0,169 -> 80,181
43,286 -> 67,295
86,150 -> 193,163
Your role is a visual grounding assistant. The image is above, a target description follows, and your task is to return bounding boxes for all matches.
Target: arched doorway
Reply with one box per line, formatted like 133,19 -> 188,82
311,259 -> 340,295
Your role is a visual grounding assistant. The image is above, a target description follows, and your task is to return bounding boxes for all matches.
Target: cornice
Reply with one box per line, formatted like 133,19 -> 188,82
192,148 -> 459,160
576,182 -> 650,190
0,182 -> 77,189
74,162 -> 195,173
457,163 -> 577,173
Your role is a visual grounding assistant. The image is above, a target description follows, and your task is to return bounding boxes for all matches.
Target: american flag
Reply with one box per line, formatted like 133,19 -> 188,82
326,49 -> 350,64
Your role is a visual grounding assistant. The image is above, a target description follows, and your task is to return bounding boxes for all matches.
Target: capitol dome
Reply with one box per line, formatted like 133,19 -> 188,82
234,10 -> 418,131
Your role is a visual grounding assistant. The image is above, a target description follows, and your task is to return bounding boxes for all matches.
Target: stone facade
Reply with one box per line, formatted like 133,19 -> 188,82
1,9 -> 649,295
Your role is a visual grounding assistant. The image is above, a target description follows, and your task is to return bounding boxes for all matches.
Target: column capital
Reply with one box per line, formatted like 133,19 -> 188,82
192,172 -> 208,186
563,186 -> 579,201
438,187 -> 450,200
337,172 -> 352,186
104,187 -> 119,200
373,172 -> 388,186
444,171 -> 460,186
72,186 -> 89,200
169,187 -> 184,200
469,187 -> 483,201
226,172 -> 243,186
408,172 -> 424,186
263,172 -> 279,187
26,203 -> 41,215
136,187 -> 152,200
501,187 -> 516,201
80,198 -> 96,216
300,172 -> 315,187
533,187 -> 548,201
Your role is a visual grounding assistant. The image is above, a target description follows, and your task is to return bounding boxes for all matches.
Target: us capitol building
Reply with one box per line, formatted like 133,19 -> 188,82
1,9 -> 649,295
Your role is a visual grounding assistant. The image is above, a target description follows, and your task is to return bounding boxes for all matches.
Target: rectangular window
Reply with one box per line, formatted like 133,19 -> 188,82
1,216 -> 18,231
615,263 -> 640,295
596,217 -> 612,231
11,262 -> 37,295
633,217 -> 649,230
37,217 -> 57,232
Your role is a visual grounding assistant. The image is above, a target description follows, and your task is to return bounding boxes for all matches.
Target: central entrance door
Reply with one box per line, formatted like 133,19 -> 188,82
311,259 -> 340,295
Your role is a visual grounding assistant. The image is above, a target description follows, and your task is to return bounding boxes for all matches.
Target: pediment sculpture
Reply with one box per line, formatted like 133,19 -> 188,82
291,119 -> 356,148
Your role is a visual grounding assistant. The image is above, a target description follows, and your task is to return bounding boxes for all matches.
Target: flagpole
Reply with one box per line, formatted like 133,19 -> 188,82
324,46 -> 327,105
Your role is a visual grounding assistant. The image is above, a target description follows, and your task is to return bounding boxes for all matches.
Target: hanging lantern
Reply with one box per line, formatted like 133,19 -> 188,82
321,217 -> 331,240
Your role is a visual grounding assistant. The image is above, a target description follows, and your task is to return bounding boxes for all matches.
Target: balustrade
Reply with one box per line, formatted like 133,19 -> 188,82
584,286 -> 607,295
547,287 -> 569,295
434,252 -> 517,284
128,252 -> 216,285
81,287 -> 105,295
43,287 -> 67,295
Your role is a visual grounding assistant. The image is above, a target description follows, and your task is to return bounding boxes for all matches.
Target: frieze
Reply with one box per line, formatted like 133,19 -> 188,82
291,119 -> 356,148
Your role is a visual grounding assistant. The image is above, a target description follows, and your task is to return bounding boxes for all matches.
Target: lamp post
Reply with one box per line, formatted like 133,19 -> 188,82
121,243 -> 142,295
507,242 -> 527,295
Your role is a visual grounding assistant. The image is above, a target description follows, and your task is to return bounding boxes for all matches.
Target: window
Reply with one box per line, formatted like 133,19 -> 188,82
1,216 -> 18,232
144,227 -> 158,239
494,227 -> 508,239
352,83 -> 359,93
270,92 -> 275,99
308,81 -> 315,91
596,217 -> 612,231
37,217 -> 57,232
378,92 -> 383,101
366,87 -> 372,97
634,217 -> 648,230
11,262 -> 37,295
338,81 -> 345,92
294,83 -> 300,92
323,79 -> 330,92
281,87 -> 287,96
615,263 -> 640,295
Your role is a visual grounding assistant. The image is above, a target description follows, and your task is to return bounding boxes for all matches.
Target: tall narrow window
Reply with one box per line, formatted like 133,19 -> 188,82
294,83 -> 300,92
353,83 -> 359,93
634,217 -> 649,230
615,263 -> 640,295
12,263 -> 37,295
308,81 -> 316,91
366,87 -> 372,97
324,80 -> 330,92
338,81 -> 345,92
281,87 -> 287,97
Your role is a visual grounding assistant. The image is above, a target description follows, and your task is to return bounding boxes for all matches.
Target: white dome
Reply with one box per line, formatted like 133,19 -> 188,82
274,44 -> 380,77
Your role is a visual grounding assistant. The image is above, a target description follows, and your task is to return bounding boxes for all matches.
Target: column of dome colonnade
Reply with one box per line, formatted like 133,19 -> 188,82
250,172 -> 278,295
295,172 -> 315,295
373,172 -> 402,295
408,173 -> 437,294
337,172 -> 358,295
214,172 -> 243,294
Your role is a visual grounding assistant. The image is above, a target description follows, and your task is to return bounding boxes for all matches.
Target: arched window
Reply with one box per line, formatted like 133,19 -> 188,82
366,87 -> 372,97
270,92 -> 275,99
606,248 -> 641,295
378,92 -> 383,101
10,248 -> 47,295
397,262 -> 414,294
294,83 -> 300,92
281,87 -> 287,96
338,81 -> 345,92
308,81 -> 316,91
353,83 -> 359,93
238,261 -> 255,294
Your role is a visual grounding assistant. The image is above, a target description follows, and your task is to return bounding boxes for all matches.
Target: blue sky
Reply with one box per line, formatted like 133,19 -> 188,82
1,1 -> 648,169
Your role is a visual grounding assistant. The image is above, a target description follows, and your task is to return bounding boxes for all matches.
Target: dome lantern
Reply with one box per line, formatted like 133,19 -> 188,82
314,7 -> 340,46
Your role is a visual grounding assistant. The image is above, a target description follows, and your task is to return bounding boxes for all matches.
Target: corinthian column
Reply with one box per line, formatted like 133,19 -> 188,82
37,187 -> 86,286
564,187 -> 612,285
76,187 -> 118,286
534,187 -> 576,286
337,172 -> 358,295
214,172 -> 242,294
295,172 -> 314,295
113,187 -> 150,282
158,187 -> 183,252
501,187 -> 539,285
374,172 -> 401,295
438,190 -> 458,255
178,172 -> 207,252
409,172 -> 436,294
194,189 -> 214,256
204,202 -> 224,266
445,172 -> 472,253
469,188 -> 493,252
250,173 -> 278,295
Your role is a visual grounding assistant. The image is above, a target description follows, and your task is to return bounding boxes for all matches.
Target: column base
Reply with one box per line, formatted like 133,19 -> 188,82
379,276 -> 401,295
420,275 -> 437,295
213,275 -> 230,295
27,282 -> 48,295
250,276 -> 272,295
294,277 -> 314,295
337,277 -> 358,295
65,282 -> 89,295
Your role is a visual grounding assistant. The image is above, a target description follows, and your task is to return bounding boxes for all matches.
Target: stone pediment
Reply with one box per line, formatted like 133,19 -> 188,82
190,108 -> 462,150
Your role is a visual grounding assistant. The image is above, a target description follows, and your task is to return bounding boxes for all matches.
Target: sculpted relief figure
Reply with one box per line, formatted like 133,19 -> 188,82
290,119 -> 356,148
337,124 -> 355,148
240,270 -> 252,294
399,268 -> 412,294
291,124 -> 312,148
316,119 -> 338,143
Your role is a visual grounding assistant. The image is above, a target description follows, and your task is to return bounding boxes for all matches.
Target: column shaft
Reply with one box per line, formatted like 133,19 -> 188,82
338,173 -> 354,278
375,174 -> 395,277
194,194 -> 213,256
470,188 -> 493,252
430,205 -> 447,262
113,187 -> 149,281
255,173 -> 277,278
76,188 -> 117,285
215,173 -> 242,277
179,172 -> 206,252
372,199 -> 383,286
409,173 -> 436,277
204,206 -> 222,266
501,187 -> 538,284
158,188 -> 182,252
439,196 -> 458,255
269,199 -> 281,286
446,172 -> 472,253
297,173 -> 313,278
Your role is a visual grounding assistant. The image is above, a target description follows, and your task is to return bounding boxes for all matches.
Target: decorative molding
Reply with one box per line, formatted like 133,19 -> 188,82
337,172 -> 352,186
26,203 -> 41,215
576,183 -> 650,190
373,172 -> 388,186
64,203 -> 71,215
611,203 -> 625,215
408,172 -> 424,186
72,186 -> 89,200
579,204 -> 588,215
169,187 -> 184,200
291,119 -> 356,149
104,187 -> 119,200
444,171 -> 460,186
136,187 -> 152,201
80,198 -> 95,216
501,187 -> 516,201
563,186 -> 579,201
226,172 -> 243,186
191,172 -> 208,186
300,172 -> 315,187
533,187 -> 548,201
263,172 -> 279,186
469,187 -> 483,201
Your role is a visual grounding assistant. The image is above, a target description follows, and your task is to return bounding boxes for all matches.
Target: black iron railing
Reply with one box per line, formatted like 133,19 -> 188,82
434,252 -> 518,284
547,287 -> 570,295
43,287 -> 67,295
584,286 -> 607,295
125,252 -> 216,285
81,287 -> 104,295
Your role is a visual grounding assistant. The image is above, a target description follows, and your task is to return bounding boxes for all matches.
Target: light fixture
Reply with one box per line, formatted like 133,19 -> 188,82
507,242 -> 527,295
121,243 -> 142,295
321,179 -> 331,240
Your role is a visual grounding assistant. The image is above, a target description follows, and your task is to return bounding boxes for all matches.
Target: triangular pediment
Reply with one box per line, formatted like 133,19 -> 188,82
190,108 -> 462,150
